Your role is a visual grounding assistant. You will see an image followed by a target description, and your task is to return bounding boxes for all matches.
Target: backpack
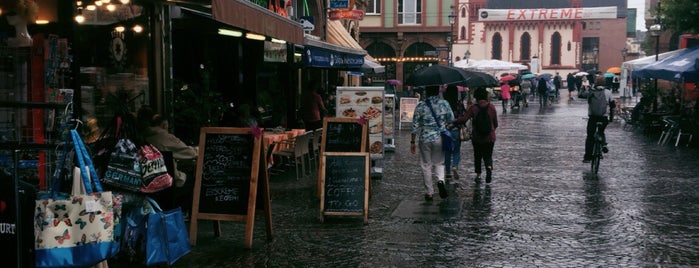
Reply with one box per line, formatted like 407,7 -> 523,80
589,89 -> 608,116
473,104 -> 492,136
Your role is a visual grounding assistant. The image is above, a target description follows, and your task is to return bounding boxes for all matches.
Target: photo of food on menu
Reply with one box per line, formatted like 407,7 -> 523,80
336,87 -> 385,158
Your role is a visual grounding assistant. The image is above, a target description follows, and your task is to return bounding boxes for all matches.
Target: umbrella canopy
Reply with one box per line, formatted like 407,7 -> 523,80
386,79 -> 401,86
406,65 -> 471,87
459,70 -> 499,88
538,73 -> 554,80
606,67 -> 621,74
521,73 -> 536,79
633,46 -> 699,82
575,71 -> 589,77
603,72 -> 615,78
499,74 -> 516,82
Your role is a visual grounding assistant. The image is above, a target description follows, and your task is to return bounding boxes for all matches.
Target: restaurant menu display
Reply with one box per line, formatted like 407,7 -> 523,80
383,94 -> 395,151
399,97 -> 419,130
336,86 -> 384,159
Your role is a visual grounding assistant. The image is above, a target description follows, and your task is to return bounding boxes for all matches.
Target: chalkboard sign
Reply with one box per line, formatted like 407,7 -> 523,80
189,127 -> 272,248
319,152 -> 369,223
321,117 -> 368,153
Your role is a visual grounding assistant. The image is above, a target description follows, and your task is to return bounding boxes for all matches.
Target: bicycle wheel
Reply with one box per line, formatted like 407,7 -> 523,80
590,144 -> 601,174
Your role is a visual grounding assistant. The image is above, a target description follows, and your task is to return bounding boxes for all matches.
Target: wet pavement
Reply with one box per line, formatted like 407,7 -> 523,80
171,96 -> 699,267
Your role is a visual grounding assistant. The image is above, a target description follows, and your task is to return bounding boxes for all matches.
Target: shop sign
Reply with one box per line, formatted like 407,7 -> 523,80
329,0 -> 350,9
478,6 -> 617,21
304,46 -> 364,68
328,9 -> 364,21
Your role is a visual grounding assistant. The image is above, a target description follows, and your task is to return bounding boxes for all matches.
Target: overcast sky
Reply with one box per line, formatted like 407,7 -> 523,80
628,0 -> 646,31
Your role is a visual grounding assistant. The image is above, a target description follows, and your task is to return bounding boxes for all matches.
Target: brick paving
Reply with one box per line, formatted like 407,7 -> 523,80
159,97 -> 699,267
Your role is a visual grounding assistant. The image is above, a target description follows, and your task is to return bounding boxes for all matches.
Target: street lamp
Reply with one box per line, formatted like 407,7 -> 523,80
448,12 -> 456,66
650,23 -> 662,111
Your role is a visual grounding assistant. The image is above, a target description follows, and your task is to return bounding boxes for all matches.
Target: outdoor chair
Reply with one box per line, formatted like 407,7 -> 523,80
272,132 -> 311,180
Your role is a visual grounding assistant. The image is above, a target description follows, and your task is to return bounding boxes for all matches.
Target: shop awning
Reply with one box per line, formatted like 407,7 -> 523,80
303,35 -> 366,68
212,0 -> 304,44
326,20 -> 385,73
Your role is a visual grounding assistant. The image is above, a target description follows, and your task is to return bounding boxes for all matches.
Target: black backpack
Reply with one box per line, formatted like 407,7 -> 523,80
473,104 -> 492,136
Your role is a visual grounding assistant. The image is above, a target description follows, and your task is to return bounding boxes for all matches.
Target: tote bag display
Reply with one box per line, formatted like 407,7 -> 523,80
34,130 -> 121,268
145,197 -> 190,266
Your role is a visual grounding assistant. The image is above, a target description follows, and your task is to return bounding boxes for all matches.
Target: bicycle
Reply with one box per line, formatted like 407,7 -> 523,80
590,121 -> 605,174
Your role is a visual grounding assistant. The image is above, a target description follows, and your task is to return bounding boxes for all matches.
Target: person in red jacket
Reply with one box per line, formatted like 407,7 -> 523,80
452,87 -> 498,184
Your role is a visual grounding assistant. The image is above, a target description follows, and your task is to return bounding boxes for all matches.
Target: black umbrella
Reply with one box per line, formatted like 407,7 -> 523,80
406,65 -> 471,87
459,70 -> 499,88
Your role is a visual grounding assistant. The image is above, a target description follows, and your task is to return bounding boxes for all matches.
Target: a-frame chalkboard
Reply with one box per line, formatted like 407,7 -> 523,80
319,152 -> 370,223
317,117 -> 368,197
189,127 -> 272,248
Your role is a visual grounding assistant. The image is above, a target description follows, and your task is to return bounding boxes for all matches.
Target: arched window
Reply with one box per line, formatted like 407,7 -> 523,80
460,26 -> 466,40
461,7 -> 466,17
492,33 -> 502,60
520,32 -> 531,60
550,32 -> 561,65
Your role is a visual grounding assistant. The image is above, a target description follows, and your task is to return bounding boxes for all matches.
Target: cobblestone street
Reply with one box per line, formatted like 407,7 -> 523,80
172,97 -> 699,267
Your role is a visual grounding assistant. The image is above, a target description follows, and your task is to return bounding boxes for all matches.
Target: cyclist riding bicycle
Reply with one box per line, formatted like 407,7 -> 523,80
584,76 -> 614,163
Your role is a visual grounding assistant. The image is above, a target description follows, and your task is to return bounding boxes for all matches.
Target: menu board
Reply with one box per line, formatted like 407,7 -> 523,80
336,86 -> 384,159
189,127 -> 272,248
322,118 -> 367,153
319,152 -> 369,223
197,132 -> 255,215
383,94 -> 396,150
399,97 -> 419,130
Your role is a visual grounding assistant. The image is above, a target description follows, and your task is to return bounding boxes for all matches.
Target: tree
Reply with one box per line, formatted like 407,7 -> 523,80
657,0 -> 699,34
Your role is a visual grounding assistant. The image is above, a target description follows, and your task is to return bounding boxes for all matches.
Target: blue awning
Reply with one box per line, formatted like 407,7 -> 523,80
303,35 -> 365,69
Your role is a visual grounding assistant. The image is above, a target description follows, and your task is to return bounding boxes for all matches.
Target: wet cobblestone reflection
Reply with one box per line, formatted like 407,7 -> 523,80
162,99 -> 699,267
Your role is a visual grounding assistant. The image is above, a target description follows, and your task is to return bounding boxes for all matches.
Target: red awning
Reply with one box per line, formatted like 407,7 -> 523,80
212,0 -> 304,44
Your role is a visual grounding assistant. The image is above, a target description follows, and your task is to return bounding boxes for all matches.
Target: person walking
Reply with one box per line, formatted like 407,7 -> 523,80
443,85 -> 465,181
301,80 -> 328,131
567,72 -> 576,100
520,78 -> 532,107
410,85 -> 454,201
499,81 -> 511,113
453,87 -> 498,184
583,77 -> 613,163
553,72 -> 562,100
537,77 -> 549,107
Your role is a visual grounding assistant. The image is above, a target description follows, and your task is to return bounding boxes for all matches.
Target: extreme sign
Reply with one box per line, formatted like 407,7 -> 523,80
478,6 -> 617,21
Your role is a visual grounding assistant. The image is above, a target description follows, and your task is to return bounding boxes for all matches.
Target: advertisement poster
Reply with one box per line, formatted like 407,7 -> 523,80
383,94 -> 395,150
336,87 -> 384,159
399,97 -> 419,130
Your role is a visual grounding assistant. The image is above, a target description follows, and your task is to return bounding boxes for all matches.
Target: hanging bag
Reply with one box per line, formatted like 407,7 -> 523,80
145,197 -> 191,266
426,99 -> 454,152
34,130 -> 122,268
138,144 -> 173,193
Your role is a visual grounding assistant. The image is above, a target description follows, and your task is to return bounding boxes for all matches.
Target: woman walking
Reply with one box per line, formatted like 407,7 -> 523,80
453,87 -> 498,184
443,85 -> 465,180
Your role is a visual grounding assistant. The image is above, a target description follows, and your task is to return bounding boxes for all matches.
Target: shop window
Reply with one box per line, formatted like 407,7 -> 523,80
75,4 -> 150,128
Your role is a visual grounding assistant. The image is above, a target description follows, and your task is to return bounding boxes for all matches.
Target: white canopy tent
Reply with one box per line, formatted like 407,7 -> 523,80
453,59 -> 528,75
619,49 -> 686,97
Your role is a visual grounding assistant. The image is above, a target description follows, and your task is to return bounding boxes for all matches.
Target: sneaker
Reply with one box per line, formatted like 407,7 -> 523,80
602,146 -> 609,153
424,194 -> 433,201
474,175 -> 482,184
486,170 -> 492,184
437,181 -> 448,198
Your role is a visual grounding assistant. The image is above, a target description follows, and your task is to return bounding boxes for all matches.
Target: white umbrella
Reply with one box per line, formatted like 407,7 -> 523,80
575,71 -> 589,77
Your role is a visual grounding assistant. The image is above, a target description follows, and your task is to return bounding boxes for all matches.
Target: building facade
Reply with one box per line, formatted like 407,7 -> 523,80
358,0 -> 630,89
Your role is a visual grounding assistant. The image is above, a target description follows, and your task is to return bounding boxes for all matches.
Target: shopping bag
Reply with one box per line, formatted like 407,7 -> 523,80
145,197 -> 190,266
34,130 -> 121,268
460,121 -> 472,142
440,130 -> 455,152
103,137 -> 144,193
138,144 -> 173,193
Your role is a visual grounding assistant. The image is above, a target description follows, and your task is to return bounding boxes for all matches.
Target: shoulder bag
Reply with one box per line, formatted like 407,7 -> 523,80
426,99 -> 454,152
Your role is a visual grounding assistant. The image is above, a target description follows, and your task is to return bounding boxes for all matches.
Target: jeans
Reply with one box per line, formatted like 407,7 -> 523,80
418,139 -> 445,195
445,129 -> 462,173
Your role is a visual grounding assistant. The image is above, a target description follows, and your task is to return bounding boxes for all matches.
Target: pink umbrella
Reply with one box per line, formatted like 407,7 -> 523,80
457,85 -> 469,92
499,74 -> 516,82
